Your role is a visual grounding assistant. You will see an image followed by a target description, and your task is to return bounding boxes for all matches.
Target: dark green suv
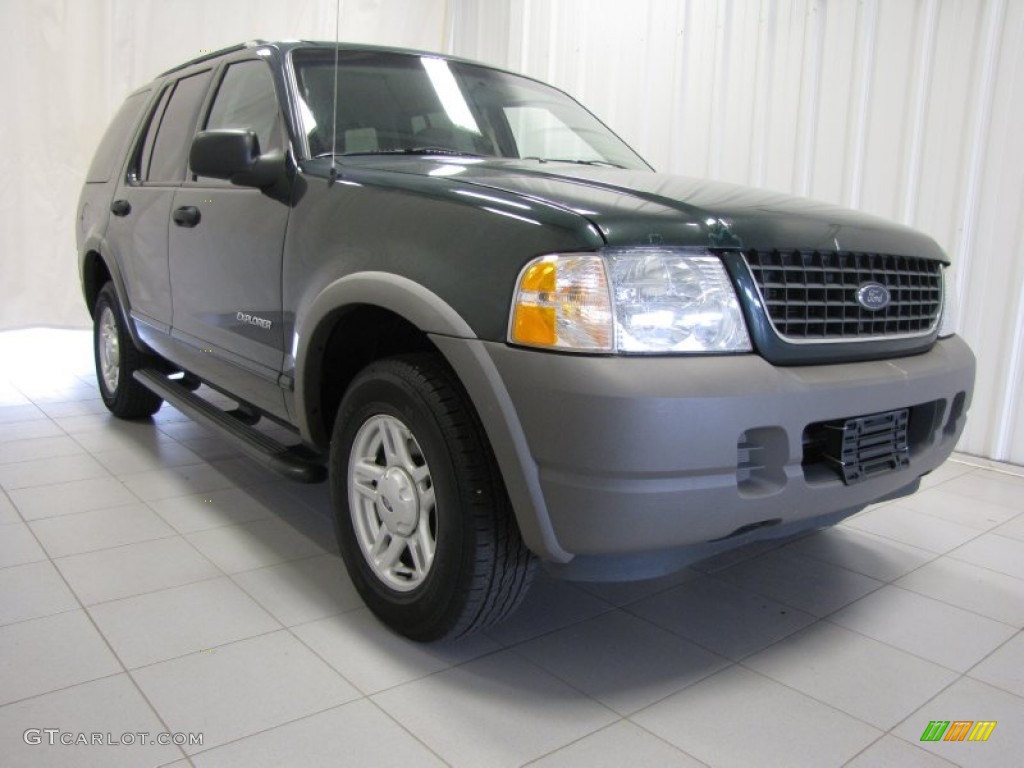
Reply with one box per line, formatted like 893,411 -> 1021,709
77,40 -> 975,640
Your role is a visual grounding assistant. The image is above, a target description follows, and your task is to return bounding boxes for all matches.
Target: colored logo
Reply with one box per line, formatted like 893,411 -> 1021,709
856,282 -> 891,311
920,720 -> 997,742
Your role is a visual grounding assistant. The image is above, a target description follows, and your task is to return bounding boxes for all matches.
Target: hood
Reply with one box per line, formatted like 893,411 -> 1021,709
343,156 -> 947,261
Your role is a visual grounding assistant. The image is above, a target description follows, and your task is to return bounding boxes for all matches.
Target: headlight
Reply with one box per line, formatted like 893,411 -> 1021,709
509,254 -> 613,352
937,267 -> 957,338
509,249 -> 751,353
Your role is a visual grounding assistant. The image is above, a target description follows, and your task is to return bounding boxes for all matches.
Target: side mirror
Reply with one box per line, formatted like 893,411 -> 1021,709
189,130 -> 285,189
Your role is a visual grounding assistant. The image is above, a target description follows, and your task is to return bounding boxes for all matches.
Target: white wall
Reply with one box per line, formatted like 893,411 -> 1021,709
0,0 -> 446,330
449,0 -> 1024,466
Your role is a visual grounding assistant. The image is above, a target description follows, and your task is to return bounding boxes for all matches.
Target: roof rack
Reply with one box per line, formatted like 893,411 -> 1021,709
159,40 -> 267,77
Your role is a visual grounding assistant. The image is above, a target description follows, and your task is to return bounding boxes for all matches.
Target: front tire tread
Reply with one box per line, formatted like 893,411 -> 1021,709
331,353 -> 535,640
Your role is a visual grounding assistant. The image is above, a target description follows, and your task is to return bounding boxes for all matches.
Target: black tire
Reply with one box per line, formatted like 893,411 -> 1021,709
93,283 -> 163,419
329,354 -> 535,641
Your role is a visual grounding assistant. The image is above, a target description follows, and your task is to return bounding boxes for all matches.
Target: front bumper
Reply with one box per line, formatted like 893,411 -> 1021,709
436,335 -> 974,575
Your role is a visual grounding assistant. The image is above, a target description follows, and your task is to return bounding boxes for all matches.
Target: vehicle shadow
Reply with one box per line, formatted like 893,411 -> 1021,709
106,405 -> 907,716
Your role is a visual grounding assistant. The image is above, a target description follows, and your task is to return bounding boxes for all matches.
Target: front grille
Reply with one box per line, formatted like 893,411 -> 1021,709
743,250 -> 942,341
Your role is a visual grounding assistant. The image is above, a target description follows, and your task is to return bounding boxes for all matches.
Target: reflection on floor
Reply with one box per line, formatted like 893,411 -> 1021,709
0,328 -> 1022,767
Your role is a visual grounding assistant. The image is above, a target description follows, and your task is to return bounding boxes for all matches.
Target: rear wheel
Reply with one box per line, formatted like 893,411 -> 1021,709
93,283 -> 162,419
329,354 -> 535,641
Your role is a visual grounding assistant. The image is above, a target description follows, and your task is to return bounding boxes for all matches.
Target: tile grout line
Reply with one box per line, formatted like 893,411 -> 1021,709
956,626 -> 1024,698
1,401 -> 354,761
522,717 -> 706,767
614,577 -> 963,742
4,333 -> 1022,766
373,638 -> 622,767
275,613 -> 458,766
1,504 -> 193,765
842,506 -> 995,557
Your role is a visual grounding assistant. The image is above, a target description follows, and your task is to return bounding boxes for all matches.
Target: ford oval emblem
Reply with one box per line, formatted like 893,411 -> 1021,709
857,282 -> 891,312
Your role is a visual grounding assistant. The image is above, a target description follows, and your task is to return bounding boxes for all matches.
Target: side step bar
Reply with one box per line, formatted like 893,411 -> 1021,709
134,369 -> 326,483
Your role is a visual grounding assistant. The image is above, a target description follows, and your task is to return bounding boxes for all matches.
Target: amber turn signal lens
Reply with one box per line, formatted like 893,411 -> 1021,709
513,305 -> 557,346
519,260 -> 556,293
509,254 -> 613,352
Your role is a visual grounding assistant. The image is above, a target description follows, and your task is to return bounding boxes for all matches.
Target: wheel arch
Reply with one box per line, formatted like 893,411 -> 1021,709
79,243 -> 148,351
81,249 -> 112,319
294,272 -> 570,564
294,272 -> 475,450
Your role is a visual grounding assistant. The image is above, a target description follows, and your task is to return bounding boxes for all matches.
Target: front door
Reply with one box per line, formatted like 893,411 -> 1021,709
168,58 -> 291,413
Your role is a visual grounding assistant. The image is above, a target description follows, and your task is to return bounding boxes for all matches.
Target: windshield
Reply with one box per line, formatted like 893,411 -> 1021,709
291,49 -> 651,171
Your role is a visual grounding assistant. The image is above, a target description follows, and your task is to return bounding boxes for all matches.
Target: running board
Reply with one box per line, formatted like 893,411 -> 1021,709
134,369 -> 326,483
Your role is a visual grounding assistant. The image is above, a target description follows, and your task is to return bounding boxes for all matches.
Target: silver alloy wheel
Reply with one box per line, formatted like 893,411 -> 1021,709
98,306 -> 120,394
348,414 -> 437,592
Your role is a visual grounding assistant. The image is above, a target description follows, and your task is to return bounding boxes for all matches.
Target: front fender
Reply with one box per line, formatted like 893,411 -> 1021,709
292,271 -> 476,447
292,271 -> 572,563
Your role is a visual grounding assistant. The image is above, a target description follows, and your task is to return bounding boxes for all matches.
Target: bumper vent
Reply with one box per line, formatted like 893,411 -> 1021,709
743,250 -> 942,341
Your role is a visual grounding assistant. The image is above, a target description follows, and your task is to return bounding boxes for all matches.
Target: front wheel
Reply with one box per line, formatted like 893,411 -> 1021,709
329,354 -> 535,641
93,283 -> 162,419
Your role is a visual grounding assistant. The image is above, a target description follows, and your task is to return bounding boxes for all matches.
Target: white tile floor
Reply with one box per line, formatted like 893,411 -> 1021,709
0,328 -> 1022,767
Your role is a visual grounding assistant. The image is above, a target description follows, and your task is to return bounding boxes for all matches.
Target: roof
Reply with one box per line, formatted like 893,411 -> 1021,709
158,39 -> 490,78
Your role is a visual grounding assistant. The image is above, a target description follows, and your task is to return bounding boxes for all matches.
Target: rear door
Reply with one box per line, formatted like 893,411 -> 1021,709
107,70 -> 213,331
168,56 -> 290,398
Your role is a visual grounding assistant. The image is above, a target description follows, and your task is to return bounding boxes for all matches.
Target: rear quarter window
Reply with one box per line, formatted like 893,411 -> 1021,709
85,91 -> 150,183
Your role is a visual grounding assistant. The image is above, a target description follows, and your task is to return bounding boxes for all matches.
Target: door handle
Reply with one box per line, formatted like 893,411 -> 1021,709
172,206 -> 201,228
110,199 -> 131,216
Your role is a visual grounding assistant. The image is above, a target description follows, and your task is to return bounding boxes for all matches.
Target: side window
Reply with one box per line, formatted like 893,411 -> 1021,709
141,70 -> 212,183
136,86 -> 172,182
204,60 -> 282,154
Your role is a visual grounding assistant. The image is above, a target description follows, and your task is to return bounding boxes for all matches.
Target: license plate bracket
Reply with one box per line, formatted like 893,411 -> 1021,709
823,408 -> 910,484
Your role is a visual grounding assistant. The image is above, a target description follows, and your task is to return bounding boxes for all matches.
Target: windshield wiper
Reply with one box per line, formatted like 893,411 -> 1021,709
315,148 -> 485,159
522,156 -> 626,169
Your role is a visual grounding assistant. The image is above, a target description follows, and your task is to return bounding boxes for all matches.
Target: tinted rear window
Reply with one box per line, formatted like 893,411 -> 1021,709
85,91 -> 149,183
